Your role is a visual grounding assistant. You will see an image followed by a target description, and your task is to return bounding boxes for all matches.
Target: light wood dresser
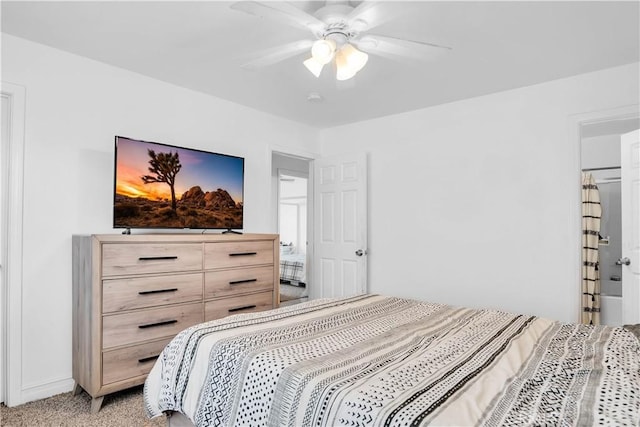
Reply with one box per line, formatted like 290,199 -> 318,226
72,233 -> 279,412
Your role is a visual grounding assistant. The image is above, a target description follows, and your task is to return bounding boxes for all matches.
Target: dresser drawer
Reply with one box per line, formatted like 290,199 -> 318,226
102,243 -> 202,277
204,241 -> 273,269
103,273 -> 203,313
204,266 -> 273,299
205,291 -> 273,321
102,338 -> 171,385
103,302 -> 202,349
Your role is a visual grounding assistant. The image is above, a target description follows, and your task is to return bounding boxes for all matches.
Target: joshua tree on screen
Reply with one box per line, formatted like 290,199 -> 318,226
141,149 -> 182,210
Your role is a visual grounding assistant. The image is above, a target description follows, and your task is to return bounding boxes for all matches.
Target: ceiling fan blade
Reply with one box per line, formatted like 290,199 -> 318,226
355,34 -> 451,61
347,1 -> 417,33
230,1 -> 325,35
238,39 -> 314,70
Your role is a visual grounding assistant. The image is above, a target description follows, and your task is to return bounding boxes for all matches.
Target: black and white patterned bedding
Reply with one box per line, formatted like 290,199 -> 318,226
143,294 -> 640,426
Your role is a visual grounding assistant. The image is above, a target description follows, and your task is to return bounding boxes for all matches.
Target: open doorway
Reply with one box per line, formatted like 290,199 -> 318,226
272,153 -> 312,306
580,116 -> 640,326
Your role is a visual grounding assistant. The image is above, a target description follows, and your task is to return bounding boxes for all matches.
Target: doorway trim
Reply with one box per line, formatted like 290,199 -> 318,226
569,104 -> 640,323
1,81 -> 26,406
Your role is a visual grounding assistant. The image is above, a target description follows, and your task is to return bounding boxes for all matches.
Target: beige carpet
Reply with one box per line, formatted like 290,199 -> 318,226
0,386 -> 165,427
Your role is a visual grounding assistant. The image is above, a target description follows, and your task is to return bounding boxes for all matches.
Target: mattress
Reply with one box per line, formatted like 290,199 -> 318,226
144,294 -> 640,426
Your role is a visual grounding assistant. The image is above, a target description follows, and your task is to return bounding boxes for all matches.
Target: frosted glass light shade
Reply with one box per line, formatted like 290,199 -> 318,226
303,57 -> 324,78
341,43 -> 368,73
311,39 -> 336,65
335,49 -> 356,81
335,44 -> 369,81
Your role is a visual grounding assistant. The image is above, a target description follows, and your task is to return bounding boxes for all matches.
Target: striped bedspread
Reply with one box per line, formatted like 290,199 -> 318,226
143,294 -> 640,426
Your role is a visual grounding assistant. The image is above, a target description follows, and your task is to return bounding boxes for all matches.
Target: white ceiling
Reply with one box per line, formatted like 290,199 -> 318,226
2,1 -> 639,128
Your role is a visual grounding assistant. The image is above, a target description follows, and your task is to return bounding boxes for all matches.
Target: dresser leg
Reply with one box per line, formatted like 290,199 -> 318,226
72,382 -> 83,396
91,396 -> 105,413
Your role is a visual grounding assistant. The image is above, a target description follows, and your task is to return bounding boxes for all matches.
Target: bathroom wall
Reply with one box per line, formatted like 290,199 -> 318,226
596,180 -> 622,298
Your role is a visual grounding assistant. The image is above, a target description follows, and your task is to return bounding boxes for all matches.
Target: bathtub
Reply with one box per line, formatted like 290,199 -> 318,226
601,280 -> 622,326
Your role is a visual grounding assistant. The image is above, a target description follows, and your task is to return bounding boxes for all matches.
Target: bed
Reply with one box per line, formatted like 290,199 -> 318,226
279,252 -> 306,286
144,294 -> 640,426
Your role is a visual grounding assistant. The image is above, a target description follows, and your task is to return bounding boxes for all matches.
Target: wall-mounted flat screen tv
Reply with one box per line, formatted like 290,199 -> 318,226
113,136 -> 244,231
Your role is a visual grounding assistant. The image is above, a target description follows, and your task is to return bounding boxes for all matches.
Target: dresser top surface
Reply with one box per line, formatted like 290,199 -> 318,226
73,233 -> 278,243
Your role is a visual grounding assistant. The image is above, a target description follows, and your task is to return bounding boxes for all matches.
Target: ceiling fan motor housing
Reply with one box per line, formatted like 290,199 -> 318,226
314,3 -> 359,43
325,28 -> 350,48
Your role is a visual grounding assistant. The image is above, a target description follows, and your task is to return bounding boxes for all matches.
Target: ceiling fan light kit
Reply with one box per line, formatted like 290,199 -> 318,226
304,36 -> 368,80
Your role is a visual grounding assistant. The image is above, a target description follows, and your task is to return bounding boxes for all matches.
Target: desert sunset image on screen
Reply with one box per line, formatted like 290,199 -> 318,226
114,136 -> 244,229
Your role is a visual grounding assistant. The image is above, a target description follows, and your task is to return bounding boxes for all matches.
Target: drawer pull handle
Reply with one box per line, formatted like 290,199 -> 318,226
138,256 -> 178,261
228,305 -> 257,313
229,252 -> 257,257
138,319 -> 178,329
138,288 -> 178,295
229,279 -> 257,285
138,355 -> 160,364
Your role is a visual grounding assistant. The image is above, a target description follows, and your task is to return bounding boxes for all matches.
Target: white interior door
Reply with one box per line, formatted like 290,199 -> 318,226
312,153 -> 367,299
621,129 -> 640,324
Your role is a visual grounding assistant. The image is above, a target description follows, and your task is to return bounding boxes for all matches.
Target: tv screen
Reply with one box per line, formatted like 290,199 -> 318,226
113,136 -> 244,230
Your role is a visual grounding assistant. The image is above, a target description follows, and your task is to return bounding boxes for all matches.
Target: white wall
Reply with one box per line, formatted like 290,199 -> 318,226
582,135 -> 622,169
1,34 -> 318,403
319,62 -> 639,324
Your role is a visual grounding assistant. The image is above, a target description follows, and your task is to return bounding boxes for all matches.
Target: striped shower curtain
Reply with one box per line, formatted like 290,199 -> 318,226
581,172 -> 601,325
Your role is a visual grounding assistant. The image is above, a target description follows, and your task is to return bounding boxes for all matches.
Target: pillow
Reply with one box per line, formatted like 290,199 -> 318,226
280,244 -> 294,255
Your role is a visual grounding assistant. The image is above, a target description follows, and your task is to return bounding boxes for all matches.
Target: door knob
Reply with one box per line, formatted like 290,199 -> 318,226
355,249 -> 366,257
616,257 -> 631,266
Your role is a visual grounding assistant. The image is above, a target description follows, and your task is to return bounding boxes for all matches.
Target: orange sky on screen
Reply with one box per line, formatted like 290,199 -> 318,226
116,163 -> 172,200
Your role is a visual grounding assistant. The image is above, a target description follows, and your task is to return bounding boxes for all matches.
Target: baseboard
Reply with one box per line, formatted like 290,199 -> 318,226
17,377 -> 75,406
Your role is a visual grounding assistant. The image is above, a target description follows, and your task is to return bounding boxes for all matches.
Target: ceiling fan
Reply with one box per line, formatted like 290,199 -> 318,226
230,0 -> 451,81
